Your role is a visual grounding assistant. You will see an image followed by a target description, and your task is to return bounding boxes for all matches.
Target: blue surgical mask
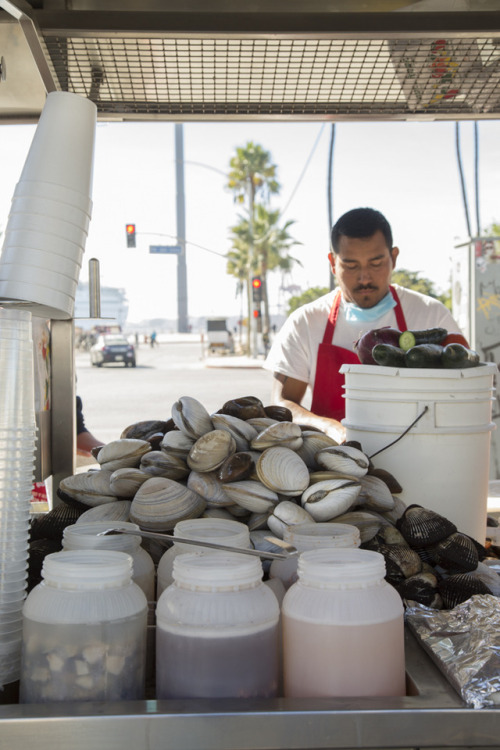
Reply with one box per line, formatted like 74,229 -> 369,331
343,290 -> 396,323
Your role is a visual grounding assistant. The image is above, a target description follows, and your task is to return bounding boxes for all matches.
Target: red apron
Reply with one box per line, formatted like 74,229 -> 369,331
310,286 -> 408,421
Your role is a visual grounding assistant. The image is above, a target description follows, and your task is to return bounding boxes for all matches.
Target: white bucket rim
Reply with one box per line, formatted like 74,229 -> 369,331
340,362 -> 498,379
342,418 -> 497,436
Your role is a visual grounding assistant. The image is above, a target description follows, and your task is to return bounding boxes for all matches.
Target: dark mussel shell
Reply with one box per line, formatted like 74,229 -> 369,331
263,405 -> 293,422
367,467 -> 403,494
397,571 -> 439,607
438,573 -> 492,609
218,451 -> 255,483
29,502 -> 84,543
218,396 -> 266,420
27,538 -> 62,592
430,532 -> 479,573
380,543 -> 423,579
121,420 -> 172,440
396,504 -> 457,549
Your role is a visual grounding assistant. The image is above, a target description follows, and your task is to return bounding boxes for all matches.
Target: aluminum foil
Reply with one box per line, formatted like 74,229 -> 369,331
405,594 -> 500,709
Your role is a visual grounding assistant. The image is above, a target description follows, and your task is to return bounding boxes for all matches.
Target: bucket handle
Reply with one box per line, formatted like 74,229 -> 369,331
368,406 -> 429,459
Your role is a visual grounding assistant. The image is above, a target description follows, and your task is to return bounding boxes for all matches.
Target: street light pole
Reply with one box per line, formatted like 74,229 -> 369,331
175,123 -> 189,333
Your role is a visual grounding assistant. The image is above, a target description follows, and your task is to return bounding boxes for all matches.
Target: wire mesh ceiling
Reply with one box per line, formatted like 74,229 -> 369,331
42,34 -> 500,119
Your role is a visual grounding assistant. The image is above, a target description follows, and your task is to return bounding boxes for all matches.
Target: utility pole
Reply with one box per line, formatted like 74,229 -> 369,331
175,123 -> 189,333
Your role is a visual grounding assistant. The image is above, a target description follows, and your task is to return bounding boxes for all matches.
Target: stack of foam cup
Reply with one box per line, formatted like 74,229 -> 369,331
0,309 -> 37,688
0,91 -> 97,320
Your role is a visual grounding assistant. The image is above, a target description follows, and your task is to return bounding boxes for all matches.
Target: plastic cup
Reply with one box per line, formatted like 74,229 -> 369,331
0,576 -> 28,593
0,308 -> 32,325
4,210 -> 88,247
17,91 -> 97,198
0,248 -> 82,281
10,194 -> 92,224
14,179 -> 93,215
0,262 -> 80,295
0,279 -> 75,319
3,228 -> 86,262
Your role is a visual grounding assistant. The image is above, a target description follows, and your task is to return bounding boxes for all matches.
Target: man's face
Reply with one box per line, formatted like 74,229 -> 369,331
328,230 -> 399,308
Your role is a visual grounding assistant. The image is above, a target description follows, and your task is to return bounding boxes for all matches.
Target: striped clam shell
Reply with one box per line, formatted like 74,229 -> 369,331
396,504 -> 457,548
222,479 -> 279,513
256,446 -> 309,496
187,470 -> 234,507
130,476 -> 206,531
301,478 -> 361,522
140,450 -> 189,480
267,499 -> 315,539
246,417 -> 278,433
59,470 -> 117,507
97,438 -> 152,472
315,445 -> 370,477
109,468 -> 151,498
330,510 -> 385,544
76,500 -> 132,524
430,532 -> 479,573
217,452 -> 255,483
295,431 -> 339,469
160,430 -> 195,458
357,475 -> 395,512
171,396 -> 213,440
211,413 -> 258,451
251,421 -> 303,452
187,429 -> 237,473
438,573 -> 491,610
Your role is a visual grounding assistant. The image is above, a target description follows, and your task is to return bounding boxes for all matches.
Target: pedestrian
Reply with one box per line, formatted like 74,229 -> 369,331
76,395 -> 104,457
264,207 -> 465,441
150,331 -> 157,347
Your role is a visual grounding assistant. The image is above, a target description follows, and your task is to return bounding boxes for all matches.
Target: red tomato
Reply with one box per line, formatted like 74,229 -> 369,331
442,333 -> 470,348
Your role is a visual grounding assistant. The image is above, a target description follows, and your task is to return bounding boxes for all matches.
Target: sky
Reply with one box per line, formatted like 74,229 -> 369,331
1,118 -> 499,326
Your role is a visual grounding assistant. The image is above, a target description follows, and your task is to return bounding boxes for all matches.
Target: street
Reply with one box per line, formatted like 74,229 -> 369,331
75,338 -> 275,444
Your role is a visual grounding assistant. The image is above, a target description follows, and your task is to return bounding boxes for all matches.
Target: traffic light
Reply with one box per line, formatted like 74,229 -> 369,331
253,309 -> 261,318
125,223 -> 136,248
251,276 -> 262,304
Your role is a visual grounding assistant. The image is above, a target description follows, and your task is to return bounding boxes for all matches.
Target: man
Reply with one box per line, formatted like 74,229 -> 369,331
264,207 -> 464,441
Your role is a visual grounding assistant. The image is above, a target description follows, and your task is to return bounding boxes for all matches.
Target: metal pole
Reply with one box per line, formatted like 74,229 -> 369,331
88,258 -> 101,319
175,123 -> 189,333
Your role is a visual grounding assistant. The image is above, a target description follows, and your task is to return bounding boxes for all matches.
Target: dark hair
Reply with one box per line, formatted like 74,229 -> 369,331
331,208 -> 393,253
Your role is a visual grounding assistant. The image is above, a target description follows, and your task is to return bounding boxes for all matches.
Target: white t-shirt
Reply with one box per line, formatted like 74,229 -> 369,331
264,284 -> 463,390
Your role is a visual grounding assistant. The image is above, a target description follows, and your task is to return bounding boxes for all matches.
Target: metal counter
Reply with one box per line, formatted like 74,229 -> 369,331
0,630 -> 498,750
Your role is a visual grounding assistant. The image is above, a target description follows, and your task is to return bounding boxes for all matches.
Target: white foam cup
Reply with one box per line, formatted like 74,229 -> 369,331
0,279 -> 75,319
3,228 -> 86,262
0,263 -> 79,297
4,211 -> 88,247
17,91 -> 97,199
14,180 -> 93,216
0,247 -> 83,280
10,196 -> 91,230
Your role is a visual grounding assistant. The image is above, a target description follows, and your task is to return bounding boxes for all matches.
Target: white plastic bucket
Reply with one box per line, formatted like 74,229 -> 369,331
340,362 -> 498,543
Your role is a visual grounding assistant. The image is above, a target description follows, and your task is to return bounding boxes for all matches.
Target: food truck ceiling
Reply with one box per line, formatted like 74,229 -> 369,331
1,0 -> 500,123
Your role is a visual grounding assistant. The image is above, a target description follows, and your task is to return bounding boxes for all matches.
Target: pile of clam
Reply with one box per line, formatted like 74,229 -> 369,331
54,395 -> 497,610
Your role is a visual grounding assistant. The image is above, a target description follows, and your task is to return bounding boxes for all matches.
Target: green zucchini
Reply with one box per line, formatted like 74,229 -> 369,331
405,343 -> 444,368
441,343 -> 480,369
372,343 -> 407,367
399,327 -> 448,351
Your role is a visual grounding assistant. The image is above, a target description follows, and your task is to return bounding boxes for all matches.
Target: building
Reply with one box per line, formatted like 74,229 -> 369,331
74,282 -> 129,331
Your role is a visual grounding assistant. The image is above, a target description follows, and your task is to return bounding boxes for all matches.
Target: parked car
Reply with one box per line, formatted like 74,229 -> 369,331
90,334 -> 136,367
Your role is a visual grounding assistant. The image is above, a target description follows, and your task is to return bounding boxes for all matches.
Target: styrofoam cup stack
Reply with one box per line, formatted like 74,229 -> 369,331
0,309 -> 37,688
0,91 -> 97,320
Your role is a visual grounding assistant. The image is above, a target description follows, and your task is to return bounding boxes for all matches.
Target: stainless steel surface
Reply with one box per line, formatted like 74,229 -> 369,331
88,257 -> 101,319
50,319 -> 75,499
0,630 -> 499,749
1,2 -> 500,122
99,526 -> 298,560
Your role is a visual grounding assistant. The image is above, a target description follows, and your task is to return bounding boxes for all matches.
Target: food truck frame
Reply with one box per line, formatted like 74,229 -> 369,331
1,2 -> 500,746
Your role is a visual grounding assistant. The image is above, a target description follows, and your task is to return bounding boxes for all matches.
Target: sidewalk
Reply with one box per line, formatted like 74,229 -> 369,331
204,354 -> 265,369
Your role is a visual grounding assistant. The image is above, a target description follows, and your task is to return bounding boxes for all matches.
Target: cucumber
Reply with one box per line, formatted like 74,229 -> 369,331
405,343 -> 444,368
372,343 -> 407,367
399,327 -> 448,352
441,343 -> 480,369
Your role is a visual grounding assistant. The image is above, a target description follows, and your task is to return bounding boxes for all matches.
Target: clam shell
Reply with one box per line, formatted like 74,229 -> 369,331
267,499 -> 314,539
130,476 -> 206,531
217,452 -> 255,483
76,500 -> 132,524
368,467 -> 402,494
396,505 -> 457,548
121,420 -> 171,440
381,495 -> 407,525
376,525 -> 408,547
295,431 -> 339,469
331,510 -> 385,543
438,573 -> 491,609
247,511 -> 271,531
201,507 -> 236,521
222,479 -> 279,513
397,571 -> 439,607
251,421 -> 303,452
263,405 -> 293,422
315,445 -> 370,477
431,532 -> 479,573
187,429 -> 237,473
140,450 -> 190,480
357,475 -> 395,512
59,470 -> 117,507
246,417 -> 278,433
187,470 -> 234,506
256,446 -> 309,497
380,543 -> 423,579
301,479 -> 360,522
218,396 -> 266,420
97,438 -> 152,472
308,470 -> 359,483
109,468 -> 151,498
171,396 -> 213,439
211,413 -> 258,451
160,430 -> 195,458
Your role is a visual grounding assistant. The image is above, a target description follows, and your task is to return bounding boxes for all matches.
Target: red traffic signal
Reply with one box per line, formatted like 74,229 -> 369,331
125,223 -> 136,248
251,276 -> 262,304
253,309 -> 261,318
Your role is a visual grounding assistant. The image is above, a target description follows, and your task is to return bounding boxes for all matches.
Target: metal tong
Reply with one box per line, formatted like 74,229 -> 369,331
98,527 -> 298,561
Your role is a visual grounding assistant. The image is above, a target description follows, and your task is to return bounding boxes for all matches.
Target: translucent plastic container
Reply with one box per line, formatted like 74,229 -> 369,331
269,523 -> 360,590
156,517 -> 251,598
62,521 -> 155,602
156,551 -> 280,699
282,548 -> 405,698
20,550 -> 147,703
